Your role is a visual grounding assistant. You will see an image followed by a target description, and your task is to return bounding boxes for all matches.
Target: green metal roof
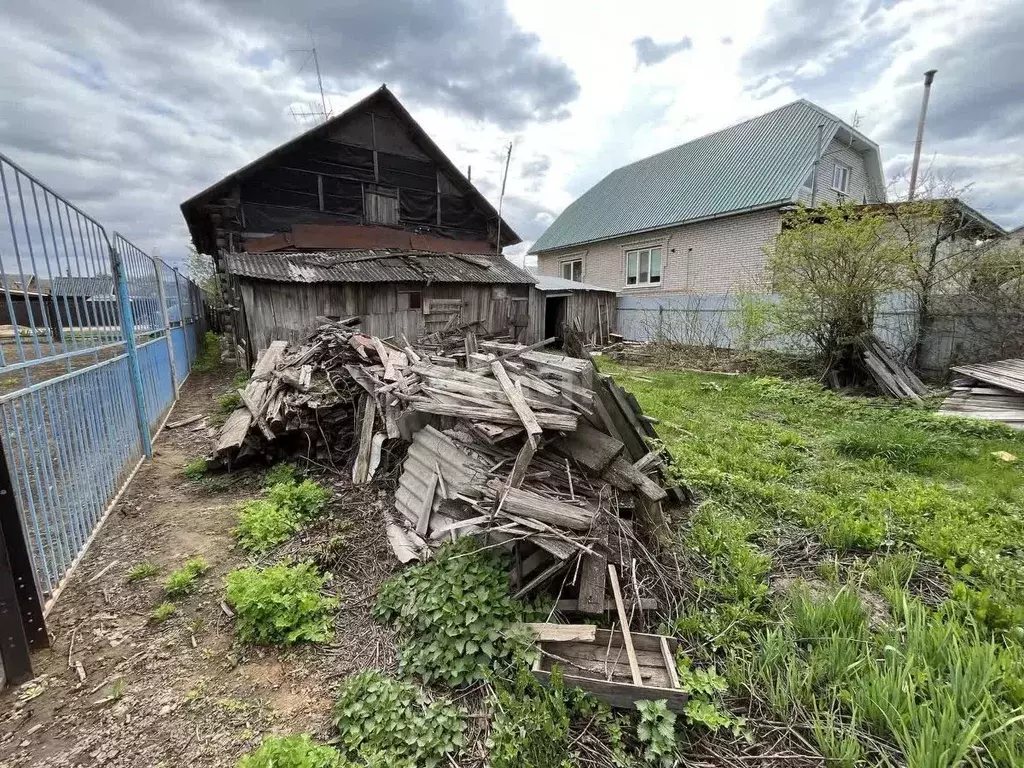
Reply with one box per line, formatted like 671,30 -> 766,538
531,100 -> 870,254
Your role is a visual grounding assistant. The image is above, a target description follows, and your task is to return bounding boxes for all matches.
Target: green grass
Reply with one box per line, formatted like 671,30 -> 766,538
150,601 -> 177,623
601,361 -> 1024,765
125,562 -> 160,583
164,557 -> 209,598
192,332 -> 222,372
183,457 -> 207,480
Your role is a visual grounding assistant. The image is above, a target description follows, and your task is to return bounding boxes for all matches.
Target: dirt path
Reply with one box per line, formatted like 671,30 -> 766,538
0,364 -> 396,768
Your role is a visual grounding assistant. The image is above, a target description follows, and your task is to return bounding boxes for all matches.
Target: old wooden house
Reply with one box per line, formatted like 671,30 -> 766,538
180,85 -> 547,365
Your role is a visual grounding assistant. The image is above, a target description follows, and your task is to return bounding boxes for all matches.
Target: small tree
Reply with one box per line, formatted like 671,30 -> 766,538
765,203 -> 910,378
186,246 -> 220,307
953,240 -> 1024,361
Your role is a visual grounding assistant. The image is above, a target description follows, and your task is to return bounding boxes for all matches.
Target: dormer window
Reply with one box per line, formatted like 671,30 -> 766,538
832,162 -> 851,194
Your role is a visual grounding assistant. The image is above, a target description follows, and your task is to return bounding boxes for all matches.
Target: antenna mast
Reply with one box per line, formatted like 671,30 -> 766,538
290,29 -> 332,125
495,142 -> 513,256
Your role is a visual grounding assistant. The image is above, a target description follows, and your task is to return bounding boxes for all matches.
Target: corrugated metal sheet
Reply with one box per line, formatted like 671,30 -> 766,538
533,275 -> 616,293
530,100 -> 844,254
224,249 -> 536,285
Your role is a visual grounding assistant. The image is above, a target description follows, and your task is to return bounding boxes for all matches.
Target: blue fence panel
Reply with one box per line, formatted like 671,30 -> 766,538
137,336 -> 175,433
0,150 -> 208,620
0,354 -> 142,599
170,326 -> 188,387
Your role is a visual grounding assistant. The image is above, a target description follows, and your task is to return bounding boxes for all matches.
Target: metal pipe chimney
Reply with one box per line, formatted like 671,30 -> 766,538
908,69 -> 937,200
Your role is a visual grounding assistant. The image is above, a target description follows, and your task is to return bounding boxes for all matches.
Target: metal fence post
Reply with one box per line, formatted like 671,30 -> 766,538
173,269 -> 189,364
109,243 -> 153,459
154,259 -> 178,390
0,431 -> 48,683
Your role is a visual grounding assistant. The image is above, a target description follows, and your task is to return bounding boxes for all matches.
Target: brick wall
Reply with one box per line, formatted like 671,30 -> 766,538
536,208 -> 783,295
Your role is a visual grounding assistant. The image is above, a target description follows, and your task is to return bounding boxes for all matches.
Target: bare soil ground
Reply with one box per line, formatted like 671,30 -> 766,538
0,363 -> 397,768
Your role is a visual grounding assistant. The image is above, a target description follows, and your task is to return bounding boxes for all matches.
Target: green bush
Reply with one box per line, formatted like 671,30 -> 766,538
333,670 -> 464,768
193,331 -> 222,372
234,500 -> 300,554
164,557 -> 209,597
225,561 -> 337,645
266,479 -> 331,522
373,538 -> 534,686
237,734 -> 347,768
264,462 -> 299,488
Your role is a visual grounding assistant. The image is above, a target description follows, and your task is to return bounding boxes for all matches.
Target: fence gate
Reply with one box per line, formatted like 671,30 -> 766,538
0,152 -> 207,685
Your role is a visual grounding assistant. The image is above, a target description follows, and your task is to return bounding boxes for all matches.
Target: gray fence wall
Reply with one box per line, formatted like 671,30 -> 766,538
617,292 -> 989,376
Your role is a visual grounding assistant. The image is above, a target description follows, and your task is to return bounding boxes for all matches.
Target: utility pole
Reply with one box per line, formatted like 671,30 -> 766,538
908,69 -> 938,201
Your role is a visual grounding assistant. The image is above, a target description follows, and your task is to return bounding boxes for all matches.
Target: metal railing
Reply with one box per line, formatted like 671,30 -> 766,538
0,151 -> 208,682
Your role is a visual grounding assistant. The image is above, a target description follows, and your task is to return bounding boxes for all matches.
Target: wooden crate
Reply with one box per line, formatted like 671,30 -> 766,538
532,628 -> 687,711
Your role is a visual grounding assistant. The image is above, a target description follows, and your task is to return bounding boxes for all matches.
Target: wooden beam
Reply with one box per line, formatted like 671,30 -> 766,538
506,439 -> 537,489
491,361 -> 543,448
524,623 -> 597,642
608,565 -> 642,686
577,553 -> 607,615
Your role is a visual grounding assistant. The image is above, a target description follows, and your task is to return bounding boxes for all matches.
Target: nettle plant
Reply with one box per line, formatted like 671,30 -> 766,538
373,538 -> 535,686
225,561 -> 337,645
635,700 -> 679,768
233,478 -> 331,554
333,670 -> 465,768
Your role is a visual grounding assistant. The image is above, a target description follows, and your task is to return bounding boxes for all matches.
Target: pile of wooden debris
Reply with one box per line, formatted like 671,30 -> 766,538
940,359 -> 1024,429
854,335 -> 929,401
215,320 -> 683,595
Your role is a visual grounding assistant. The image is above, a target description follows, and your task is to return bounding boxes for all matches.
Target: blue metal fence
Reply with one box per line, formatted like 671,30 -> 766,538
0,151 -> 208,615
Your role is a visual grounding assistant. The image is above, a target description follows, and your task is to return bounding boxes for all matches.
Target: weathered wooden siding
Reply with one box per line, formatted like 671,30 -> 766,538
240,279 -> 532,355
527,288 -> 617,345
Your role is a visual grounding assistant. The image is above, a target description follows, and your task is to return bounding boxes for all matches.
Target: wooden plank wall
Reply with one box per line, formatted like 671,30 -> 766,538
240,279 -> 531,354
527,288 -> 617,345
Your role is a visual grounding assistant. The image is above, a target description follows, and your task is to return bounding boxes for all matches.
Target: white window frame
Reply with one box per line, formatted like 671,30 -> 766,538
560,258 -> 583,282
624,246 -> 663,286
832,162 -> 851,194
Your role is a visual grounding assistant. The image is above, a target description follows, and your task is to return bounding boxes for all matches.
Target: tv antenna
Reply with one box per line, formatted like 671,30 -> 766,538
495,141 -> 513,256
290,29 -> 332,124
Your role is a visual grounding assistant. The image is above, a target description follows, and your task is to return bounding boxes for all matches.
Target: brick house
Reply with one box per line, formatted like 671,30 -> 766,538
530,100 -> 885,299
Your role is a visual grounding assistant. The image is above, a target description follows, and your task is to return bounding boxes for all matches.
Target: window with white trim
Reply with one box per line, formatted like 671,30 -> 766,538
832,162 -> 851,194
561,259 -> 583,282
625,247 -> 662,286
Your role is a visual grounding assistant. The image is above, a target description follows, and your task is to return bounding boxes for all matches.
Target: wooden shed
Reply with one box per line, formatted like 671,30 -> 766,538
527,275 -> 617,347
224,249 -> 535,360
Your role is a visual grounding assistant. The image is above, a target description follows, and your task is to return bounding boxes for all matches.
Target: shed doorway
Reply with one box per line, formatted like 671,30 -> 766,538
544,293 -> 568,346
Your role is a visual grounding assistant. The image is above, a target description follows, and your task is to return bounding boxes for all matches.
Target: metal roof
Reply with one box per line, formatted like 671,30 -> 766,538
532,275 -> 616,293
531,100 -> 881,254
224,249 -> 536,285
51,275 -> 114,297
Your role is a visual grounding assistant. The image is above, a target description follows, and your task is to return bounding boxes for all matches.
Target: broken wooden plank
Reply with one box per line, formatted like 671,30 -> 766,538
603,455 -> 668,501
215,407 -> 252,455
577,553 -> 607,615
506,439 -> 537,489
608,564 -> 642,686
491,361 -> 543,448
416,471 -> 438,537
557,422 -> 624,473
166,414 -> 203,429
351,395 -> 377,484
493,485 -> 596,531
555,597 -> 659,614
406,400 -> 577,431
524,623 -> 597,642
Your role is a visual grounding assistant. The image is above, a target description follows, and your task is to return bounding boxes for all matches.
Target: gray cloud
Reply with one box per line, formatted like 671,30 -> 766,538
0,0 -> 579,268
522,156 -> 552,179
632,36 -> 693,68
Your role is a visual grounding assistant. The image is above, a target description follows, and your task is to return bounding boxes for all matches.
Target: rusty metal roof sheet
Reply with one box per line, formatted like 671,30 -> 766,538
224,249 -> 536,285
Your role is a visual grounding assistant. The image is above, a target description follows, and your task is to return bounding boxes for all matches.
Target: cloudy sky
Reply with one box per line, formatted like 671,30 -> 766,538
1,0 -> 1021,271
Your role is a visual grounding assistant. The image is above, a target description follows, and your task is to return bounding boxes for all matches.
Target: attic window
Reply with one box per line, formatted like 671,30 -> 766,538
832,162 -> 851,194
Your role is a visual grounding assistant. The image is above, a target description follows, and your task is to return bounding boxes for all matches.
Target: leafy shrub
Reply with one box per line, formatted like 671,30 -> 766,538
164,557 -> 209,597
374,538 -> 533,686
333,670 -> 465,768
150,601 -> 176,623
237,734 -> 346,768
675,658 -> 744,734
264,462 -> 299,488
225,561 -> 337,645
234,500 -> 300,554
183,457 -> 208,480
635,700 -> 678,767
266,479 -> 331,522
126,562 -> 159,583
